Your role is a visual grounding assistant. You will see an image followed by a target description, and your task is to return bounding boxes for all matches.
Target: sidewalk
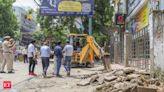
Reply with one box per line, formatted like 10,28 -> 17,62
0,61 -> 43,91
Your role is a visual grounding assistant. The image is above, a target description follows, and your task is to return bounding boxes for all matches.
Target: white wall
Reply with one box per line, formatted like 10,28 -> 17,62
154,34 -> 164,70
153,13 -> 164,70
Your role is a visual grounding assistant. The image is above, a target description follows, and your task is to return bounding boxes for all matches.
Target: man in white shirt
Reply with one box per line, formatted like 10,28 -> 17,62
28,40 -> 37,76
40,41 -> 50,78
63,41 -> 73,76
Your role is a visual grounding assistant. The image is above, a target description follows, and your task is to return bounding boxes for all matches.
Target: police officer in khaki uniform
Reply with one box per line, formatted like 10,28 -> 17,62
0,36 -> 15,73
9,38 -> 16,71
0,41 -> 3,70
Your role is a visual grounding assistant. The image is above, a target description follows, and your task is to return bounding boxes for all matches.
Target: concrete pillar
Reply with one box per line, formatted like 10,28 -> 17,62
148,13 -> 154,71
114,33 -> 118,64
124,32 -> 131,67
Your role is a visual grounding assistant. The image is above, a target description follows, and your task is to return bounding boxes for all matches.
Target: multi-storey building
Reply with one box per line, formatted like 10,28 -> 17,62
12,5 -> 38,45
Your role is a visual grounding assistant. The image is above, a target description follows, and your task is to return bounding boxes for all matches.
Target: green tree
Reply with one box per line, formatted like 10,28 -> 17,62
14,31 -> 21,41
37,16 -> 70,45
0,0 -> 19,37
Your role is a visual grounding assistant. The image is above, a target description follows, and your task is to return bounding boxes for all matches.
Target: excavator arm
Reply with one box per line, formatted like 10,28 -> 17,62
79,36 -> 104,64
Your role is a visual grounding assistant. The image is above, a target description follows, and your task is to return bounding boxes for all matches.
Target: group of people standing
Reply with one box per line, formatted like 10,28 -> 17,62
28,40 -> 73,78
0,36 -> 74,78
0,36 -> 16,73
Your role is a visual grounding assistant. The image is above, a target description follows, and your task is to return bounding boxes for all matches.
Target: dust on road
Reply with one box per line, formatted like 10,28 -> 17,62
14,64 -> 104,92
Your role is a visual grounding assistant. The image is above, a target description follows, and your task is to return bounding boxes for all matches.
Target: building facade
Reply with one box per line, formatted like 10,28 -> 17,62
13,6 -> 38,45
125,0 -> 150,69
113,0 -> 164,72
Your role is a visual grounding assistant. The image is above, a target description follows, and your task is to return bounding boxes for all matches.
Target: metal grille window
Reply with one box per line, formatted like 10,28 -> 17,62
129,27 -> 150,69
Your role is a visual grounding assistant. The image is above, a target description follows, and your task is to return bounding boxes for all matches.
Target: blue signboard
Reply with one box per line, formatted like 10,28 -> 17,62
40,0 -> 94,16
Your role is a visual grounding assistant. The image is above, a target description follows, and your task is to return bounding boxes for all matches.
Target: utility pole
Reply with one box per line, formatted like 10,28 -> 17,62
88,17 -> 92,36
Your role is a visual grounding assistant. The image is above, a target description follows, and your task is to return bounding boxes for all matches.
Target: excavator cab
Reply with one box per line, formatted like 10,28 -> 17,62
68,33 -> 102,67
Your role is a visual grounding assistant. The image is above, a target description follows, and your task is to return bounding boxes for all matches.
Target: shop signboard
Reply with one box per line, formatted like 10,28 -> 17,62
40,0 -> 94,16
136,2 -> 148,32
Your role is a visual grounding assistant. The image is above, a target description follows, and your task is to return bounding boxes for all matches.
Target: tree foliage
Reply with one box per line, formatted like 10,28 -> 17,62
0,0 -> 19,37
36,16 -> 70,43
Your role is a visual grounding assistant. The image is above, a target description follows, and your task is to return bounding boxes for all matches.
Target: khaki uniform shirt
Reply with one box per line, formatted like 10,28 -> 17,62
2,40 -> 12,53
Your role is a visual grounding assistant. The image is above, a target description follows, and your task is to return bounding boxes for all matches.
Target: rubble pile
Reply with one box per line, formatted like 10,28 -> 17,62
77,68 -> 163,92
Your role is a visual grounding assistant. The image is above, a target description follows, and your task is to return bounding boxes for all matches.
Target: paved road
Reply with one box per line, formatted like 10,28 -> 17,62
0,60 -> 44,92
0,60 -> 125,92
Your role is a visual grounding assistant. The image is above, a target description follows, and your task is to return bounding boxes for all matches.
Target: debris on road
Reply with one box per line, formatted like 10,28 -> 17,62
77,67 -> 163,92
77,78 -> 90,86
104,76 -> 117,82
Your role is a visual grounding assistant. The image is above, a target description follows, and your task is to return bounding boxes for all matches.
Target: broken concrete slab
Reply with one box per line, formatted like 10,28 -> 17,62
127,74 -> 140,80
104,76 -> 117,82
90,75 -> 99,84
124,68 -> 135,73
78,66 -> 163,92
110,89 -> 121,92
114,82 -> 138,92
137,70 -> 151,75
77,78 -> 90,86
77,75 -> 99,86
97,75 -> 105,85
104,70 -> 117,76
130,78 -> 144,86
123,68 -> 135,74
96,84 -> 106,90
137,86 -> 157,92
113,82 -> 130,90
116,77 -> 122,82
114,70 -> 125,76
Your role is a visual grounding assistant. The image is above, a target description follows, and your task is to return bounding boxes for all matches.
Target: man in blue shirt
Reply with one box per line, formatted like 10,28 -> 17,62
54,41 -> 62,77
40,41 -> 50,78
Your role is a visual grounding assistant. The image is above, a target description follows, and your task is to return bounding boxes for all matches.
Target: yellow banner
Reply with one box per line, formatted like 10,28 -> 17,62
58,1 -> 82,12
136,1 -> 148,32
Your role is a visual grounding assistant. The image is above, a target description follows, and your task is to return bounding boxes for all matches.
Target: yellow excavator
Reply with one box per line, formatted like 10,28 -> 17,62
68,33 -> 104,67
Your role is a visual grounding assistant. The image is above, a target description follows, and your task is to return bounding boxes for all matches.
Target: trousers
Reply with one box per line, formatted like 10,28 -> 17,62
41,57 -> 49,75
56,57 -> 62,75
64,56 -> 72,72
1,53 -> 13,71
0,52 -> 3,70
29,57 -> 36,73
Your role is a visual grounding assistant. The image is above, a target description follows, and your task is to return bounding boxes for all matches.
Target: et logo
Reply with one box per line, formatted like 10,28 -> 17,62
3,81 -> 12,89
